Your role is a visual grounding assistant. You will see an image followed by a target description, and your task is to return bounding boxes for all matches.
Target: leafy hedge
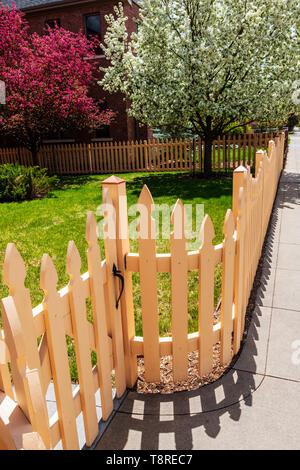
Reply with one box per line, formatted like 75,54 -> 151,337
0,163 -> 58,202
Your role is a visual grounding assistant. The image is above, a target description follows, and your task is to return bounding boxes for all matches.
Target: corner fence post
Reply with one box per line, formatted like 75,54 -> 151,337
102,176 -> 138,389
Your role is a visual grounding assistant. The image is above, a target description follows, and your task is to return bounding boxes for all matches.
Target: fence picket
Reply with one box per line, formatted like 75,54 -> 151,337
170,200 -> 188,381
138,185 -> 160,382
40,254 -> 79,450
233,187 -> 245,354
198,216 -> 215,376
66,241 -> 98,447
85,212 -> 114,421
220,210 -> 235,365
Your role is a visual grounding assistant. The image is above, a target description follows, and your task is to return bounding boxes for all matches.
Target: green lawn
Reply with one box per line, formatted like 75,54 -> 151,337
0,171 -> 232,380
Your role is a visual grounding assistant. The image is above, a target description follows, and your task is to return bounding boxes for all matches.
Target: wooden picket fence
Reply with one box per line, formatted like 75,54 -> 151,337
0,132 -> 278,175
0,134 -> 284,450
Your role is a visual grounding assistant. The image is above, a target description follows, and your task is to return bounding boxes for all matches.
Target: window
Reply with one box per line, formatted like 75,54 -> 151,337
95,126 -> 110,139
45,18 -> 61,29
85,14 -> 101,40
135,119 -> 140,140
85,14 -> 101,55
44,129 -> 74,141
94,100 -> 110,139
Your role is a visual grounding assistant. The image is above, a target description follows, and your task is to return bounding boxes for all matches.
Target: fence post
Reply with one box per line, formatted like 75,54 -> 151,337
102,176 -> 138,389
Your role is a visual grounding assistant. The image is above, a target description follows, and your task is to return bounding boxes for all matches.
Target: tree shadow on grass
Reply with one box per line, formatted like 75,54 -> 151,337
48,172 -> 233,202
127,172 -> 233,201
54,174 -> 103,191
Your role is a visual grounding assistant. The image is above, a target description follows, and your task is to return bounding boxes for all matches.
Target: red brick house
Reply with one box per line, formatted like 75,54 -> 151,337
2,0 -> 150,143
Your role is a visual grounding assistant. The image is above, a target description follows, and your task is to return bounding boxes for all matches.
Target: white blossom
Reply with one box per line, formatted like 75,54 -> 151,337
100,0 -> 300,173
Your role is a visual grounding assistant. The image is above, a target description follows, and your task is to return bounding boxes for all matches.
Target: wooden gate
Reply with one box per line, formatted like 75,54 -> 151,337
0,134 -> 285,449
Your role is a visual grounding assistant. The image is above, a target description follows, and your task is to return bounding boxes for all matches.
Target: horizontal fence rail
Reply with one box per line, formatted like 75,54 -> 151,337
0,132 -> 280,175
0,134 -> 285,450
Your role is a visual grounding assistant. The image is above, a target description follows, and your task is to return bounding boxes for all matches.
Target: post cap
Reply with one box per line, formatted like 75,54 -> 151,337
234,165 -> 247,173
102,175 -> 126,185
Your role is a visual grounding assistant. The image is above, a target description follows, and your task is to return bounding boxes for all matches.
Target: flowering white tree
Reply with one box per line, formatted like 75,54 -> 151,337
100,0 -> 299,175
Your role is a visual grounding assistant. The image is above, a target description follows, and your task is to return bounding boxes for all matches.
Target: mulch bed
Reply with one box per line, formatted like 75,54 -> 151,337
136,342 -> 230,394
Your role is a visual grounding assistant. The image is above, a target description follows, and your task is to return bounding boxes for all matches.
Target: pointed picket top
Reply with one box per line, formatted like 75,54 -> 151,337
138,185 -> 155,240
3,243 -> 26,292
223,209 -> 235,239
256,149 -> 265,156
85,211 -> 98,248
66,241 -> 82,280
171,199 -> 186,241
199,214 -> 215,248
138,184 -> 154,208
40,254 -> 58,295
268,140 -> 275,153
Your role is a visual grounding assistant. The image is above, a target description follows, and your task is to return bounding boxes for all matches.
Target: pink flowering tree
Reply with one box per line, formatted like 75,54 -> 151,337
0,3 -> 114,165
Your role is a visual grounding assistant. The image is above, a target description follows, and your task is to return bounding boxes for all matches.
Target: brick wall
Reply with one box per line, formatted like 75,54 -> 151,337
22,0 -> 150,142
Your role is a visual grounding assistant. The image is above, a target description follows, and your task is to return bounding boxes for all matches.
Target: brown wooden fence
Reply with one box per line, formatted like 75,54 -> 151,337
0,134 -> 284,449
0,132 -> 278,174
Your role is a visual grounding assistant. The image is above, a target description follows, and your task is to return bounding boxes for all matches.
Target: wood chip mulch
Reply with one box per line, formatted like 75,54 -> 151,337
136,341 -> 231,395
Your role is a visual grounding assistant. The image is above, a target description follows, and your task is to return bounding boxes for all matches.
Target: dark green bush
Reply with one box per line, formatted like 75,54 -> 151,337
224,122 -> 252,135
0,163 -> 58,202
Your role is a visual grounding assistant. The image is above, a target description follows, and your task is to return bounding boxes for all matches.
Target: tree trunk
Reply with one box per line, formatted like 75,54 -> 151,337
203,136 -> 213,176
192,138 -> 196,176
30,144 -> 39,167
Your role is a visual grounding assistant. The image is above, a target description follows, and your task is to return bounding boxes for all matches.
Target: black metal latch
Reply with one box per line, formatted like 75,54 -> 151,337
112,263 -> 124,310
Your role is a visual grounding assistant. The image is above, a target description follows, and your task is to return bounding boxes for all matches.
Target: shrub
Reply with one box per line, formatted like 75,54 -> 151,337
225,123 -> 252,135
0,163 -> 58,202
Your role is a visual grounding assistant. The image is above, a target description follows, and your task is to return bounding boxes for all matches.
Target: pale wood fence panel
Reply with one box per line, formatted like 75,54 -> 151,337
0,133 -> 278,174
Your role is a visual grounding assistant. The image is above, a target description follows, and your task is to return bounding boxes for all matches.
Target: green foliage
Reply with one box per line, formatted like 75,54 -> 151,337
0,163 -> 58,202
153,125 -> 196,140
224,123 -> 252,135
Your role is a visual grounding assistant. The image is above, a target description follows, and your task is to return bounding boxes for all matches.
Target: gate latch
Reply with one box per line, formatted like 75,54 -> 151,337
112,263 -> 124,310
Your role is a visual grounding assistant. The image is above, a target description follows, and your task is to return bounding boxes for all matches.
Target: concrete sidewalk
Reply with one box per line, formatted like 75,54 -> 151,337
95,133 -> 300,450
